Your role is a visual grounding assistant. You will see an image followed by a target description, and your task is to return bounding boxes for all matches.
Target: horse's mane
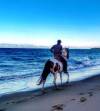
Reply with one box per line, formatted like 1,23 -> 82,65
62,48 -> 68,60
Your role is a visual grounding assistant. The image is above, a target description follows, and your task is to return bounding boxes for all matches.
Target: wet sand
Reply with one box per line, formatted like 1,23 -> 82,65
0,75 -> 100,111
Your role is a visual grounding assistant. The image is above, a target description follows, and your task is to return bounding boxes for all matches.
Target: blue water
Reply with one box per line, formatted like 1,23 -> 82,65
0,48 -> 100,96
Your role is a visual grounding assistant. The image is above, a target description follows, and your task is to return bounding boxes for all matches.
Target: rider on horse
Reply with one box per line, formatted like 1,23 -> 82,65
50,40 -> 68,73
37,40 -> 69,91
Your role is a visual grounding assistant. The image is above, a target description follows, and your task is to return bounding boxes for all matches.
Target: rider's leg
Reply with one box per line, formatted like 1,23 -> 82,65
54,54 -> 60,61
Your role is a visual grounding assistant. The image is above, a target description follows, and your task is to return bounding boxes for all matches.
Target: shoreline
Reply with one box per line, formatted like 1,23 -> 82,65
0,71 -> 100,102
0,74 -> 100,111
0,65 -> 100,98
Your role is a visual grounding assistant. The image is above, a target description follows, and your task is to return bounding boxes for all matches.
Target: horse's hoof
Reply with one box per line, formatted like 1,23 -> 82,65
37,81 -> 41,85
37,83 -> 40,85
54,87 -> 60,90
41,90 -> 47,94
66,81 -> 69,86
61,84 -> 63,86
66,80 -> 69,83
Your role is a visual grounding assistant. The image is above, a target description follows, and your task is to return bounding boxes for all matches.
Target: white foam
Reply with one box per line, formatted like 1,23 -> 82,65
0,65 -> 100,96
28,65 -> 100,89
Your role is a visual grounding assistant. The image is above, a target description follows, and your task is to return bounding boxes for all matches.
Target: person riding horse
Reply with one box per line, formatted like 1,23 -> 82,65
50,40 -> 68,73
37,40 -> 69,91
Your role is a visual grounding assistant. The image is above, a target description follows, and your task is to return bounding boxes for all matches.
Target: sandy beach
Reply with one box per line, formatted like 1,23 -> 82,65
0,75 -> 100,111
0,0 -> 100,110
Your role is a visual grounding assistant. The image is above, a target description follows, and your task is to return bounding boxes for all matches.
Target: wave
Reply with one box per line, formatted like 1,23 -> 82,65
0,64 -> 14,68
1,62 -> 100,82
0,73 -> 36,81
68,57 -> 100,71
11,57 -> 34,61
0,48 -> 100,84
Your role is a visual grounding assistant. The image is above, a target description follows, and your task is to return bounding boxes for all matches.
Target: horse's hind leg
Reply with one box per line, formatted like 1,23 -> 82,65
37,76 -> 42,85
41,80 -> 46,93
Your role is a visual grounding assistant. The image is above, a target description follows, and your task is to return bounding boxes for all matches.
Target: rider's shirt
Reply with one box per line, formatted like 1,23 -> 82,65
50,44 -> 62,55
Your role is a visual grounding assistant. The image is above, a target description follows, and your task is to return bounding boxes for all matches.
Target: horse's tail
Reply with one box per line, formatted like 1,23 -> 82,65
37,59 -> 53,85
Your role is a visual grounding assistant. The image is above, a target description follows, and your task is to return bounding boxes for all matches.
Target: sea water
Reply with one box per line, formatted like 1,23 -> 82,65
0,48 -> 100,96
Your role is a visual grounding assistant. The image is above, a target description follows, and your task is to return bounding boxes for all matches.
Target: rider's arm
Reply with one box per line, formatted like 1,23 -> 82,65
61,45 -> 63,50
66,48 -> 69,59
50,45 -> 55,53
60,45 -> 63,53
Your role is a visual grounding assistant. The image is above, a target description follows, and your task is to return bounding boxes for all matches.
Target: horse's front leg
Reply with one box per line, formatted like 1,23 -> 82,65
53,73 -> 57,89
60,72 -> 63,86
65,72 -> 69,84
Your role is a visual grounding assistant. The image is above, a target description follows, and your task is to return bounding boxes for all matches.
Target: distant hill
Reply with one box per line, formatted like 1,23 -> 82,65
0,44 -> 99,49
91,48 -> 100,50
0,43 -> 49,48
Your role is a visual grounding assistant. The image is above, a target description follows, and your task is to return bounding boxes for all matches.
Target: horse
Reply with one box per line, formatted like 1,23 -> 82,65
37,48 -> 69,91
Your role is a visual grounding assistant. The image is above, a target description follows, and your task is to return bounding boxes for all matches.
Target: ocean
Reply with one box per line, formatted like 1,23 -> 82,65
0,48 -> 100,96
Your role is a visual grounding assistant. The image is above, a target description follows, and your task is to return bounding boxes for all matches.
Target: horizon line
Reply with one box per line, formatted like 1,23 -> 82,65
0,43 -> 100,49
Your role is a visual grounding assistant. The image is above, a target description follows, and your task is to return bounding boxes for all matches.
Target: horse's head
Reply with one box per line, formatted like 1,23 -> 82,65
62,48 -> 68,60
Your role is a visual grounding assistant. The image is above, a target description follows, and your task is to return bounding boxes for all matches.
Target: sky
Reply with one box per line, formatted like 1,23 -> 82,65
0,0 -> 100,48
